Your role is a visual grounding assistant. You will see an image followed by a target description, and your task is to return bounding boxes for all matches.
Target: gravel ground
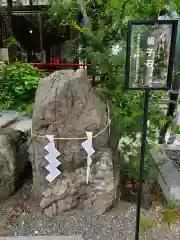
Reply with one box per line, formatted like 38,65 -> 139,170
0,178 -> 180,240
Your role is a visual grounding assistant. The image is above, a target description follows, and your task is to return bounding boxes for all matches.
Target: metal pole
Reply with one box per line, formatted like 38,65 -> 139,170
135,89 -> 150,240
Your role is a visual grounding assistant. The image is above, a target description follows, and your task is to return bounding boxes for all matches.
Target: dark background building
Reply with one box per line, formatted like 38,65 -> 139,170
0,0 -> 75,64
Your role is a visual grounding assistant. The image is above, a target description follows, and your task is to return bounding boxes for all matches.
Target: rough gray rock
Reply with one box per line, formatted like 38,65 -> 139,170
0,127 -> 29,202
30,69 -> 117,216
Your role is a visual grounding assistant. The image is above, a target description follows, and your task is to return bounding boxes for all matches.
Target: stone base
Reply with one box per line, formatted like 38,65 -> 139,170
0,237 -> 84,240
39,149 -> 116,217
150,145 -> 180,205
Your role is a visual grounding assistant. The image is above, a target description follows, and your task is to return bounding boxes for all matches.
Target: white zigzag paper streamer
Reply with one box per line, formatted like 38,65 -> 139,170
81,132 -> 95,184
45,135 -> 61,183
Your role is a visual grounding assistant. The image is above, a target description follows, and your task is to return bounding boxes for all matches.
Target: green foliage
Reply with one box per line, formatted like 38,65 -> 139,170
175,126 -> 180,134
0,62 -> 39,114
6,36 -> 21,61
49,0 -> 179,180
169,0 -> 180,11
49,0 -> 78,27
140,215 -> 154,231
162,201 -> 177,224
0,63 -> 5,80
6,36 -> 20,49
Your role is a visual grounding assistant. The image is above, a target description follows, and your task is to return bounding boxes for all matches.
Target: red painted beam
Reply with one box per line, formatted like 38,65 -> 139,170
32,63 -> 88,67
31,63 -> 88,73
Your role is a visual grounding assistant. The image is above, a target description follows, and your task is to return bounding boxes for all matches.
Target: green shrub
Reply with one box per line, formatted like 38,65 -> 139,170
0,62 -> 40,114
162,201 -> 177,224
140,215 -> 154,232
49,0 -> 171,181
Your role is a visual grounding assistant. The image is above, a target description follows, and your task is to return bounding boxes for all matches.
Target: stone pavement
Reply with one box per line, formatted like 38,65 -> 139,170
0,237 -> 84,240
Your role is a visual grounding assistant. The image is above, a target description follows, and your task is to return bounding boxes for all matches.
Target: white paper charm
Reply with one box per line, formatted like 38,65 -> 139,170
81,132 -> 95,184
45,135 -> 61,182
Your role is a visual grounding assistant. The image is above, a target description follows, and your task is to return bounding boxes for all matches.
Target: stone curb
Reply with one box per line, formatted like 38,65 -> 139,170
150,145 -> 180,204
0,236 -> 84,240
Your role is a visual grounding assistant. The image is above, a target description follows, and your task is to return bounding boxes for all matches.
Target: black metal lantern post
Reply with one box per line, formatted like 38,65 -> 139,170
125,20 -> 178,240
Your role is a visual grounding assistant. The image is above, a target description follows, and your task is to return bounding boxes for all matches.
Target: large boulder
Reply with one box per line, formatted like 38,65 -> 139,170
29,69 -> 117,216
0,127 -> 29,202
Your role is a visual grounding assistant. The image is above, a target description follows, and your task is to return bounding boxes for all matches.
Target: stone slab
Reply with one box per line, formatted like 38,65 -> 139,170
0,48 -> 9,61
0,237 -> 83,240
11,118 -> 32,132
176,134 -> 180,144
150,145 -> 180,204
0,112 -> 20,128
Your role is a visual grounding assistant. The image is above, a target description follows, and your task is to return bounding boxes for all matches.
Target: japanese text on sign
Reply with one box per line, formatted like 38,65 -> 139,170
145,36 -> 155,68
135,34 -> 141,83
